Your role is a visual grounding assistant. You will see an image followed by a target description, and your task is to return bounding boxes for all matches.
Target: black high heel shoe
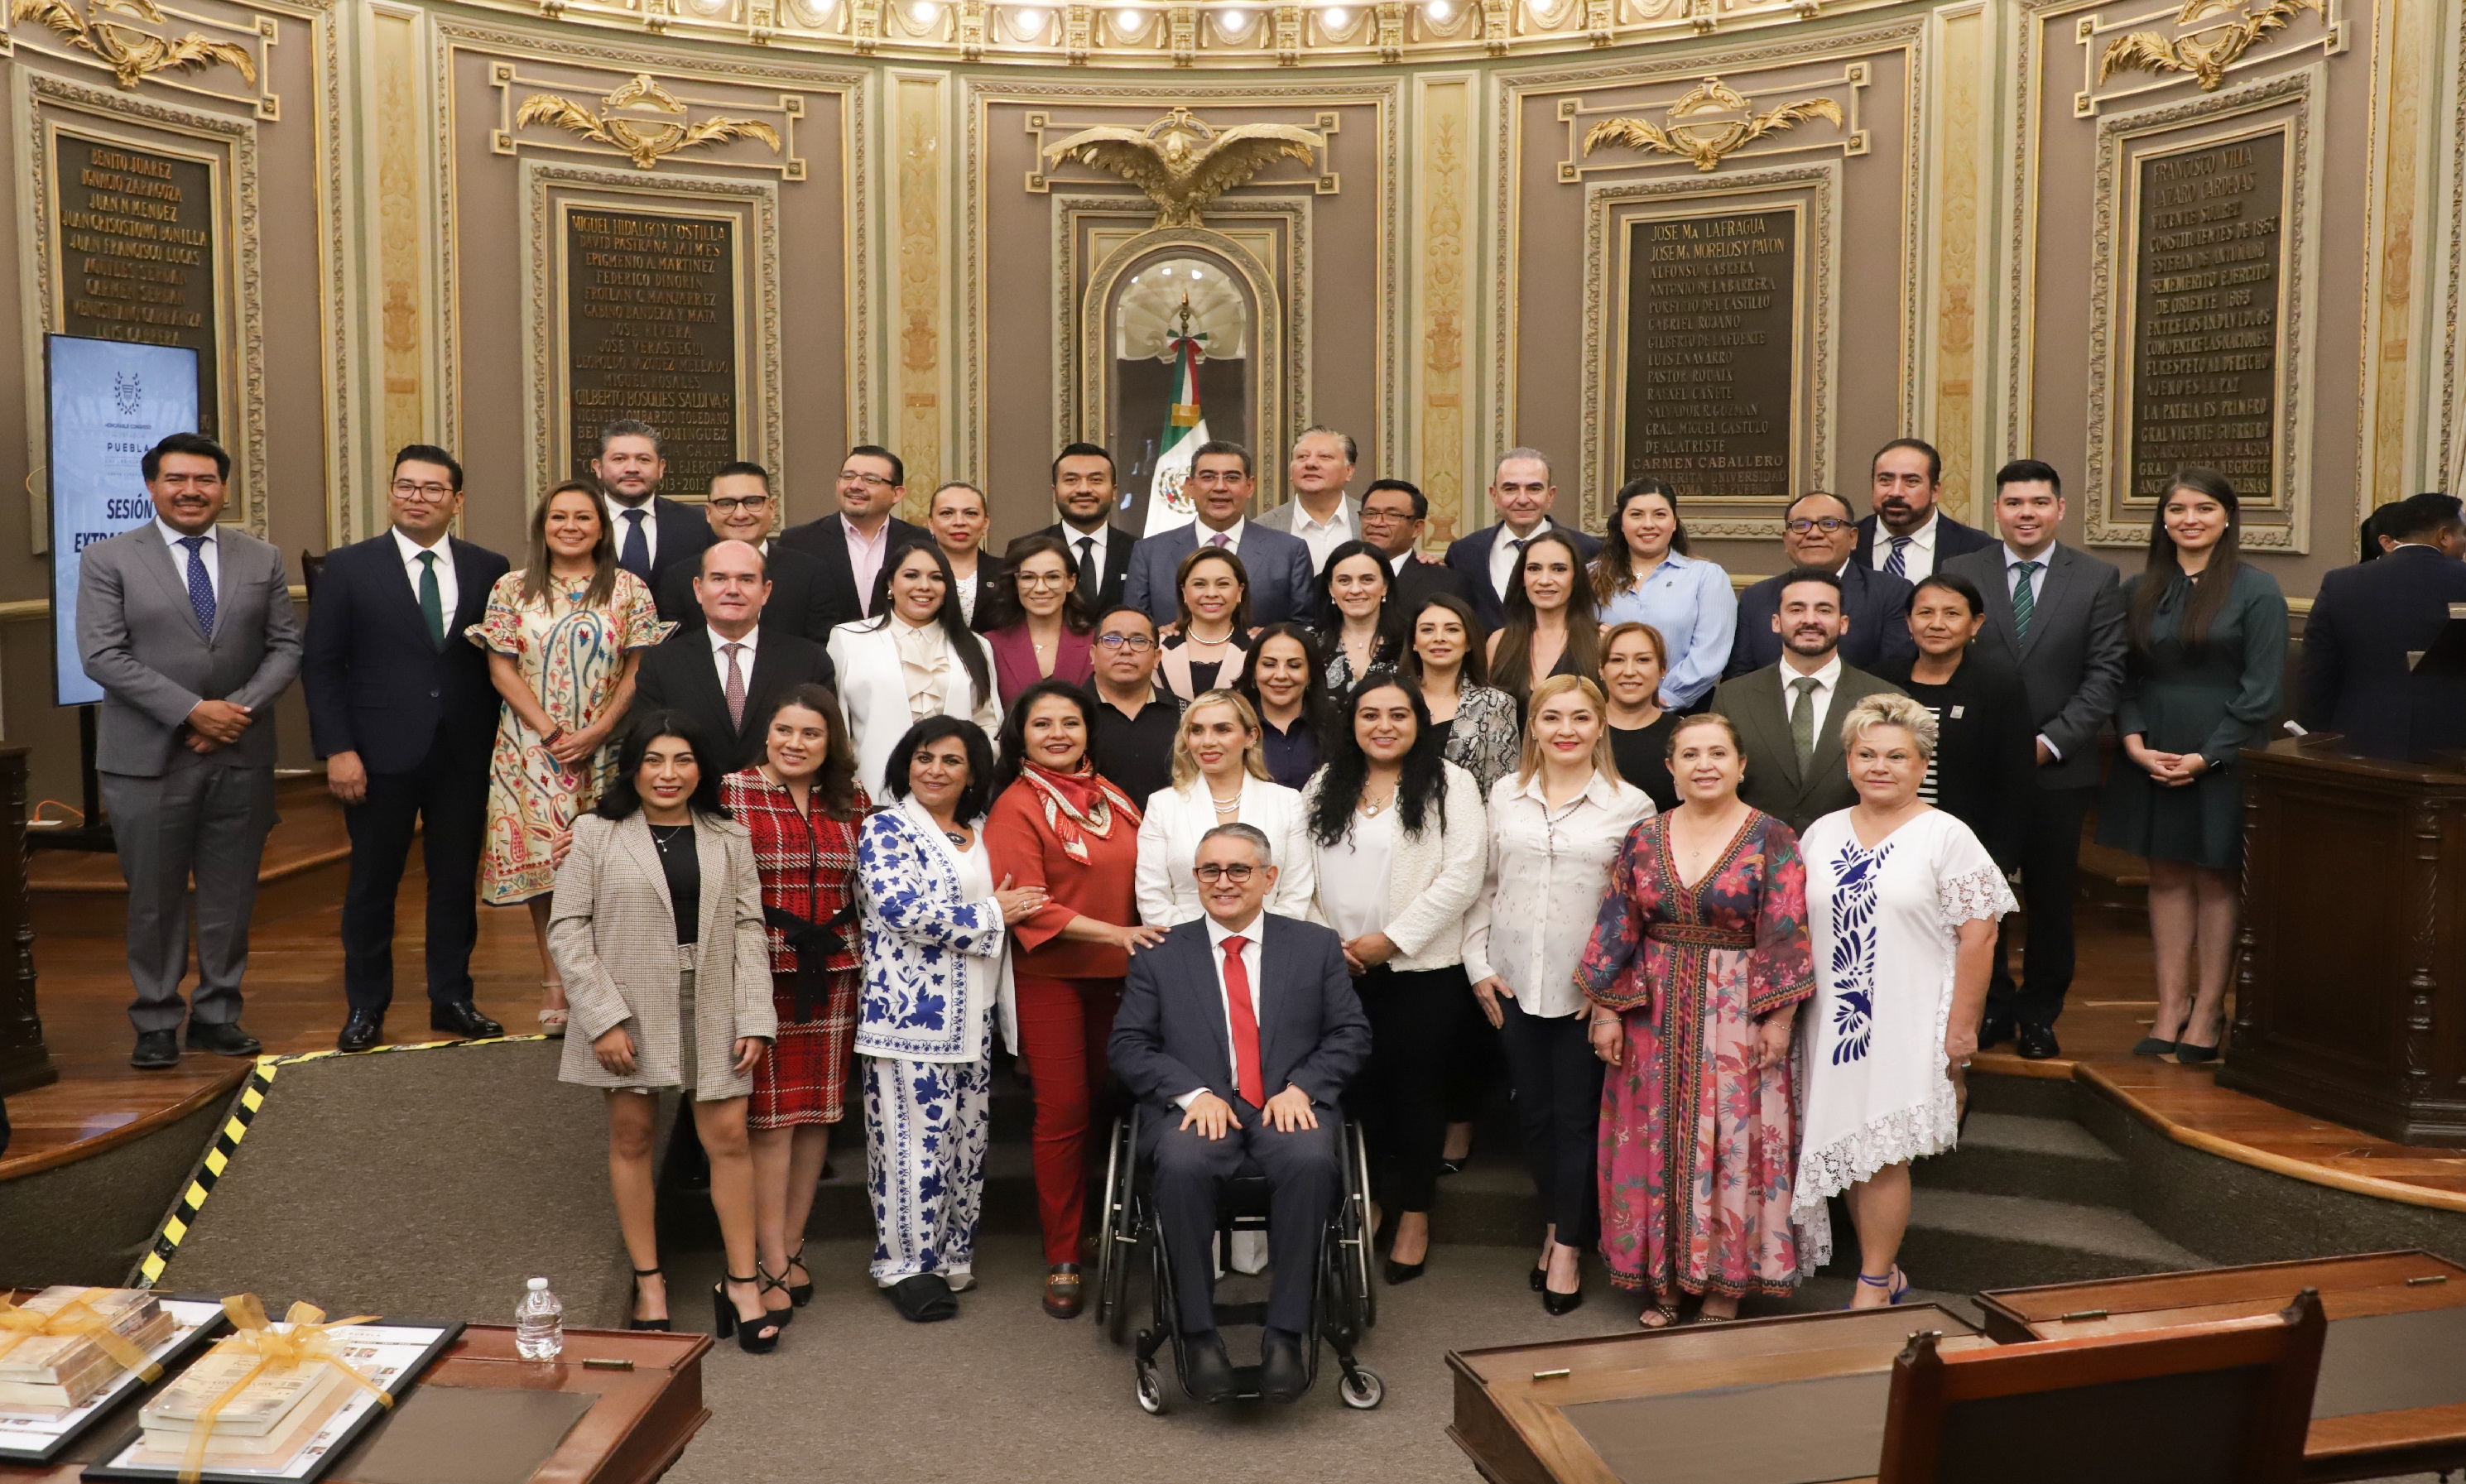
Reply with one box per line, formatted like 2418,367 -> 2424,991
713,1275 -> 782,1354
756,1264 -> 796,1330
786,1241 -> 813,1308
627,1267 -> 671,1333
1542,1285 -> 1584,1317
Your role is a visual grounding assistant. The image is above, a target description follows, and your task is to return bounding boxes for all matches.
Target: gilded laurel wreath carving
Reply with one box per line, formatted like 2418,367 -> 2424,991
1580,76 -> 1843,173
2098,0 -> 2323,92
10,0 -> 255,90
515,73 -> 781,170
1043,107 -> 1322,228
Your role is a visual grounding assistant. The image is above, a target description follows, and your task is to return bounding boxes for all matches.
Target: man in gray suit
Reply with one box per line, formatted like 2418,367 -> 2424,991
1252,425 -> 1361,574
1943,459 -> 2127,1060
1709,567 -> 1904,835
79,432 -> 301,1069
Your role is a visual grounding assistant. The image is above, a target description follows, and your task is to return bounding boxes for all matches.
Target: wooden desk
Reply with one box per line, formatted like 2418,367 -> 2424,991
0,1323 -> 710,1484
1448,1306 -> 1993,1484
1978,1251 -> 2466,1483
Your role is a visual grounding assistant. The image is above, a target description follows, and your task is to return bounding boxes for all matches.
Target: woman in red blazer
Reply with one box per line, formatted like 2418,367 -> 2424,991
985,535 -> 1096,710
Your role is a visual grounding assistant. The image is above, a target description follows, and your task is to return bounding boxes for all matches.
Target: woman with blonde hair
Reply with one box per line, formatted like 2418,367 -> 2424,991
1133,689 -> 1317,926
1794,692 -> 2014,1307
1464,675 -> 1651,1314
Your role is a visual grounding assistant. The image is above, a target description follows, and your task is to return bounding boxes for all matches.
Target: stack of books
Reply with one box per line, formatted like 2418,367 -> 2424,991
0,1289 -> 174,1416
134,1347 -> 354,1466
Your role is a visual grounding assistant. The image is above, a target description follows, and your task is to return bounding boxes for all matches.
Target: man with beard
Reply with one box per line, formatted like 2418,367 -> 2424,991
1853,439 -> 1993,582
1728,492 -> 1916,676
592,419 -> 712,598
1008,443 -> 1136,611
1709,568 -> 1904,834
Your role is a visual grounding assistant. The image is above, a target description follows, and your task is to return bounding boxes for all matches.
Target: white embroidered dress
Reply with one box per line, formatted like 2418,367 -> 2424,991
1791,807 -> 2014,1267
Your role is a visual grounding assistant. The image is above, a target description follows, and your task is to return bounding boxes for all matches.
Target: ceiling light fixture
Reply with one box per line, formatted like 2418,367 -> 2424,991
1012,4 -> 1046,28
907,0 -> 940,22
1323,5 -> 1350,26
1425,0 -> 1452,18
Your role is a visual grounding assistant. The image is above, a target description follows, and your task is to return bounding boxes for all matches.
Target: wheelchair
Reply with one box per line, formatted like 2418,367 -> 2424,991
1093,1102 -> 1383,1413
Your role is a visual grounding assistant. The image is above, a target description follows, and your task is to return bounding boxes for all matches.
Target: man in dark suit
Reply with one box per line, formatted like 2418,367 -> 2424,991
1123,442 -> 1318,627
1728,492 -> 1916,676
1443,449 -> 1601,630
1109,823 -> 1370,1404
1853,438 -> 1996,581
2301,492 -> 2466,761
1710,568 -> 1904,834
305,445 -> 511,1053
632,540 -> 836,776
655,460 -> 835,640
592,418 -> 711,599
1358,478 -> 1473,612
778,444 -> 930,632
1009,442 -> 1135,612
1943,459 -> 2127,1060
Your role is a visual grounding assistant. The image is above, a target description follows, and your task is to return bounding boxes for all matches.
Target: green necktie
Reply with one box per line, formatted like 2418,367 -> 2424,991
1790,675 -> 1819,775
417,550 -> 445,650
2012,560 -> 2042,641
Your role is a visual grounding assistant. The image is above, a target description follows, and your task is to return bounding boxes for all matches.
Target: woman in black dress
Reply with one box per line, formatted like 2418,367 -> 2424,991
1872,574 -> 2031,872
1313,540 -> 1406,692
1484,531 -> 1601,710
1238,622 -> 1334,789
1600,622 -> 1680,814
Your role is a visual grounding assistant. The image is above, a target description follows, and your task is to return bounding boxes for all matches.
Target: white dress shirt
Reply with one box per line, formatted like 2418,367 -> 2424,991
1315,807 -> 1396,941
1488,522 -> 1549,603
1463,770 -> 1654,1019
1193,516 -> 1247,555
1062,521 -> 1112,580
156,517 -> 219,602
1174,910 -> 1269,1109
1290,501 -> 1354,573
606,496 -> 658,571
2001,542 -> 2064,761
707,621 -> 761,697
1870,511 -> 1940,581
392,527 -> 456,620
1780,651 -> 1846,743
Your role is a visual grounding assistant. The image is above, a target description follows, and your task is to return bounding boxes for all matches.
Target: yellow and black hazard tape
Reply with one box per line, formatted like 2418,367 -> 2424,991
132,1032 -> 549,1289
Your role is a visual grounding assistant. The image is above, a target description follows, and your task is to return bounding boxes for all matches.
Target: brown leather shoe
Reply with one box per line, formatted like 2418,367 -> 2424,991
1043,1264 -> 1084,1319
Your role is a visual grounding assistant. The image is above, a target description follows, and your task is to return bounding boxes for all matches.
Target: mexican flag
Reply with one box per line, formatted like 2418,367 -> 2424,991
1144,332 -> 1209,535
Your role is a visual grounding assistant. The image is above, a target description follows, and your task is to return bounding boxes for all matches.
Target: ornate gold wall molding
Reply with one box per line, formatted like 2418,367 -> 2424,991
1566,68 -> 1862,177
1411,70 -> 1473,546
1041,107 -> 1325,227
368,2 -> 431,469
2353,0 -> 2435,519
2439,2 -> 2466,497
891,69 -> 946,521
3,0 -> 282,119
1922,1 -> 1988,525
492,64 -> 805,176
2074,0 -> 2343,115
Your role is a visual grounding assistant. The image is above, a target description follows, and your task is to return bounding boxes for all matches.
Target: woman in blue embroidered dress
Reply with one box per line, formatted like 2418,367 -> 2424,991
855,715 -> 1046,1323
1794,693 -> 2013,1309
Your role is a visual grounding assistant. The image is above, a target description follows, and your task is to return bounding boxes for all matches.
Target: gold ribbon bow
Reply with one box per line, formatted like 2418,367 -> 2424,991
180,1296 -> 387,1484
0,1288 -> 163,1388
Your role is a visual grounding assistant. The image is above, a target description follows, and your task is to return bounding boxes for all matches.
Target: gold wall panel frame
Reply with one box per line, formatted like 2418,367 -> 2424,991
2080,65 -> 2322,551
486,61 -> 808,178
517,161 -> 785,505
2071,0 -> 2343,117
2437,2 -> 2466,497
1552,62 -> 1870,181
1580,161 -> 1839,540
2,0 -> 283,122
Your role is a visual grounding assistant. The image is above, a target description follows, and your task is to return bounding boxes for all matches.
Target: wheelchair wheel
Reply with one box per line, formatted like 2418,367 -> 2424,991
1344,1120 -> 1377,1329
1338,1367 -> 1385,1410
1136,1360 -> 1169,1415
1096,1117 -> 1135,1341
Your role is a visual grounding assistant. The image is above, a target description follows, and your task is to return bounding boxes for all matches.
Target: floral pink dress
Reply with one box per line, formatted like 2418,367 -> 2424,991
1575,809 -> 1814,1304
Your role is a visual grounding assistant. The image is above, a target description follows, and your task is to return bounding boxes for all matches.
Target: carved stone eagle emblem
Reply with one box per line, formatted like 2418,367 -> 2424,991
1042,108 -> 1323,229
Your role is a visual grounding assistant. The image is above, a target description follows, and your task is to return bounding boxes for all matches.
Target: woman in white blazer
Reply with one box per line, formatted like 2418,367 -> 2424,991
827,540 -> 1001,798
1300,665 -> 1487,1285
1134,689 -> 1317,926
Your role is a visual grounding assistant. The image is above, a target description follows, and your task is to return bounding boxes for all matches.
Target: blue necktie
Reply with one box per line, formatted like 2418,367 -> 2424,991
179,535 -> 215,634
1884,535 -> 1911,578
618,507 -> 651,582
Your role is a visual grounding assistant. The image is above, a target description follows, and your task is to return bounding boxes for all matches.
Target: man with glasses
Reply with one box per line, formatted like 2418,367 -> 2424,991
1088,605 -> 1185,809
1122,441 -> 1318,627
655,460 -> 835,640
591,418 -> 712,598
303,445 -> 511,1053
1254,426 -> 1362,574
1008,442 -> 1135,611
1724,491 -> 1916,676
1444,448 -> 1601,630
1358,478 -> 1472,611
781,443 -> 930,630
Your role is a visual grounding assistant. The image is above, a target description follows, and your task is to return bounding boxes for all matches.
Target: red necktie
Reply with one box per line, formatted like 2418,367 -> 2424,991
1221,935 -> 1265,1108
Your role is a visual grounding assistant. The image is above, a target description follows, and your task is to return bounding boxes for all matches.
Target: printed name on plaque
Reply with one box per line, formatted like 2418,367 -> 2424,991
565,207 -> 738,496
2130,132 -> 2286,502
1622,209 -> 1797,508
55,134 -> 220,440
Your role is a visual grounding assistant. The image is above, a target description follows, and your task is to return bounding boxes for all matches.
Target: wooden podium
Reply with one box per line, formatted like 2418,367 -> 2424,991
2224,739 -> 2466,1145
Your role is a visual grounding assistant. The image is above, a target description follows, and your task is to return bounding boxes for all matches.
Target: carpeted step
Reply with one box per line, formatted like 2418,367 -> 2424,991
1920,1112 -> 2132,1208
1894,1187 -> 2204,1292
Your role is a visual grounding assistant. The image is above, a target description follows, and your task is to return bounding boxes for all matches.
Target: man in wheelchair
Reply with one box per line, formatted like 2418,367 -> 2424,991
1108,823 -> 1371,1402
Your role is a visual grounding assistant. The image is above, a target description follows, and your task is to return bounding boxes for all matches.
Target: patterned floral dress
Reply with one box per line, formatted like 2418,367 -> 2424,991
470,569 -> 665,904
722,769 -> 871,1129
1575,808 -> 1815,1303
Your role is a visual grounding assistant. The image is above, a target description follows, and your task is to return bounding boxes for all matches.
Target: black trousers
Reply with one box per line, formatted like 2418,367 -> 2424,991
340,742 -> 488,1016
1440,973 -> 1505,1123
1149,1099 -> 1339,1334
1986,785 -> 2096,1030
1349,964 -> 1460,1215
1497,997 -> 1606,1246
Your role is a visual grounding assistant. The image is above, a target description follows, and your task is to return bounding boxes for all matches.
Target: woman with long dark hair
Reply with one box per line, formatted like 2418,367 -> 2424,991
1312,540 -> 1404,692
986,533 -> 1095,708
1592,478 -> 1735,710
827,540 -> 999,797
1487,530 -> 1602,709
1237,622 -> 1334,789
1158,547 -> 1255,699
1402,593 -> 1520,792
2095,468 -> 2286,1063
1600,622 -> 1680,814
551,711 -> 776,1349
1304,668 -> 1487,1283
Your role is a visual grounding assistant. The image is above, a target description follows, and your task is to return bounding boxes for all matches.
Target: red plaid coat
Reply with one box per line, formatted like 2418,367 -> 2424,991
719,769 -> 868,974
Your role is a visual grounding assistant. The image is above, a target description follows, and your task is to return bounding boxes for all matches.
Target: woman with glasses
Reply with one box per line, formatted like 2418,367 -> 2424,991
986,534 -> 1095,709
828,541 -> 1001,798
1313,540 -> 1404,692
474,479 -> 666,1033
1237,623 -> 1334,790
928,481 -> 1006,633
1134,688 -> 1316,926
1592,479 -> 1735,712
1488,531 -> 1603,712
1158,548 -> 1254,700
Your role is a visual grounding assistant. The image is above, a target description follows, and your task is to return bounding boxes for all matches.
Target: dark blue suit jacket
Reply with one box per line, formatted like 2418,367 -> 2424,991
1853,511 -> 1997,573
779,513 -> 932,632
1725,561 -> 1916,678
1122,521 -> 1318,628
1442,519 -> 1603,630
1108,914 -> 1370,1110
2300,544 -> 2466,761
302,533 -> 510,774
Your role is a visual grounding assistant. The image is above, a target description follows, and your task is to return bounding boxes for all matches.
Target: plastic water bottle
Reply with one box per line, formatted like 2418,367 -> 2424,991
516,1277 -> 564,1361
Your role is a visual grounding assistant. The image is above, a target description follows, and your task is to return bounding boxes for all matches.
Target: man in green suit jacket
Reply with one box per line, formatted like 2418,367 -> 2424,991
1709,566 -> 1905,836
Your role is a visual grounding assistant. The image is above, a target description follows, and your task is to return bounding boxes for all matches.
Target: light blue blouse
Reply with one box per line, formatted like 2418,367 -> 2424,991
1596,550 -> 1737,709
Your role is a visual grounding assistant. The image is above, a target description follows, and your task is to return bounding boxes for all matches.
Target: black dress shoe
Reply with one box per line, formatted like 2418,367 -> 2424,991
1258,1328 -> 1308,1402
1529,1266 -> 1546,1293
1979,1013 -> 2016,1049
2131,1036 -> 2177,1058
185,1021 -> 262,1057
1383,1255 -> 1427,1285
2172,1039 -> 2219,1064
131,1029 -> 180,1070
1542,1285 -> 1585,1317
1184,1330 -> 1238,1403
2016,1023 -> 2061,1061
887,1273 -> 958,1323
337,1011 -> 384,1054
430,1001 -> 504,1039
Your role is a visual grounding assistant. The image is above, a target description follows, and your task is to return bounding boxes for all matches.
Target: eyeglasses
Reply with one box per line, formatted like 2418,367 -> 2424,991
839,470 -> 895,488
391,480 -> 455,501
1194,862 -> 1257,883
1191,470 -> 1248,488
1786,516 -> 1853,534
1094,633 -> 1157,652
1017,571 -> 1074,588
708,495 -> 772,513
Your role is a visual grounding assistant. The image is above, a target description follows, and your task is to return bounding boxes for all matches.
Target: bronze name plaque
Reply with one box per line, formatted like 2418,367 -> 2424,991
55,134 -> 220,440
1622,209 -> 1796,508
2130,132 -> 2286,504
565,207 -> 738,495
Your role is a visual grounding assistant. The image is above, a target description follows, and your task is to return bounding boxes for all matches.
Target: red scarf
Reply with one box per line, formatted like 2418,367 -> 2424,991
1019,761 -> 1140,862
